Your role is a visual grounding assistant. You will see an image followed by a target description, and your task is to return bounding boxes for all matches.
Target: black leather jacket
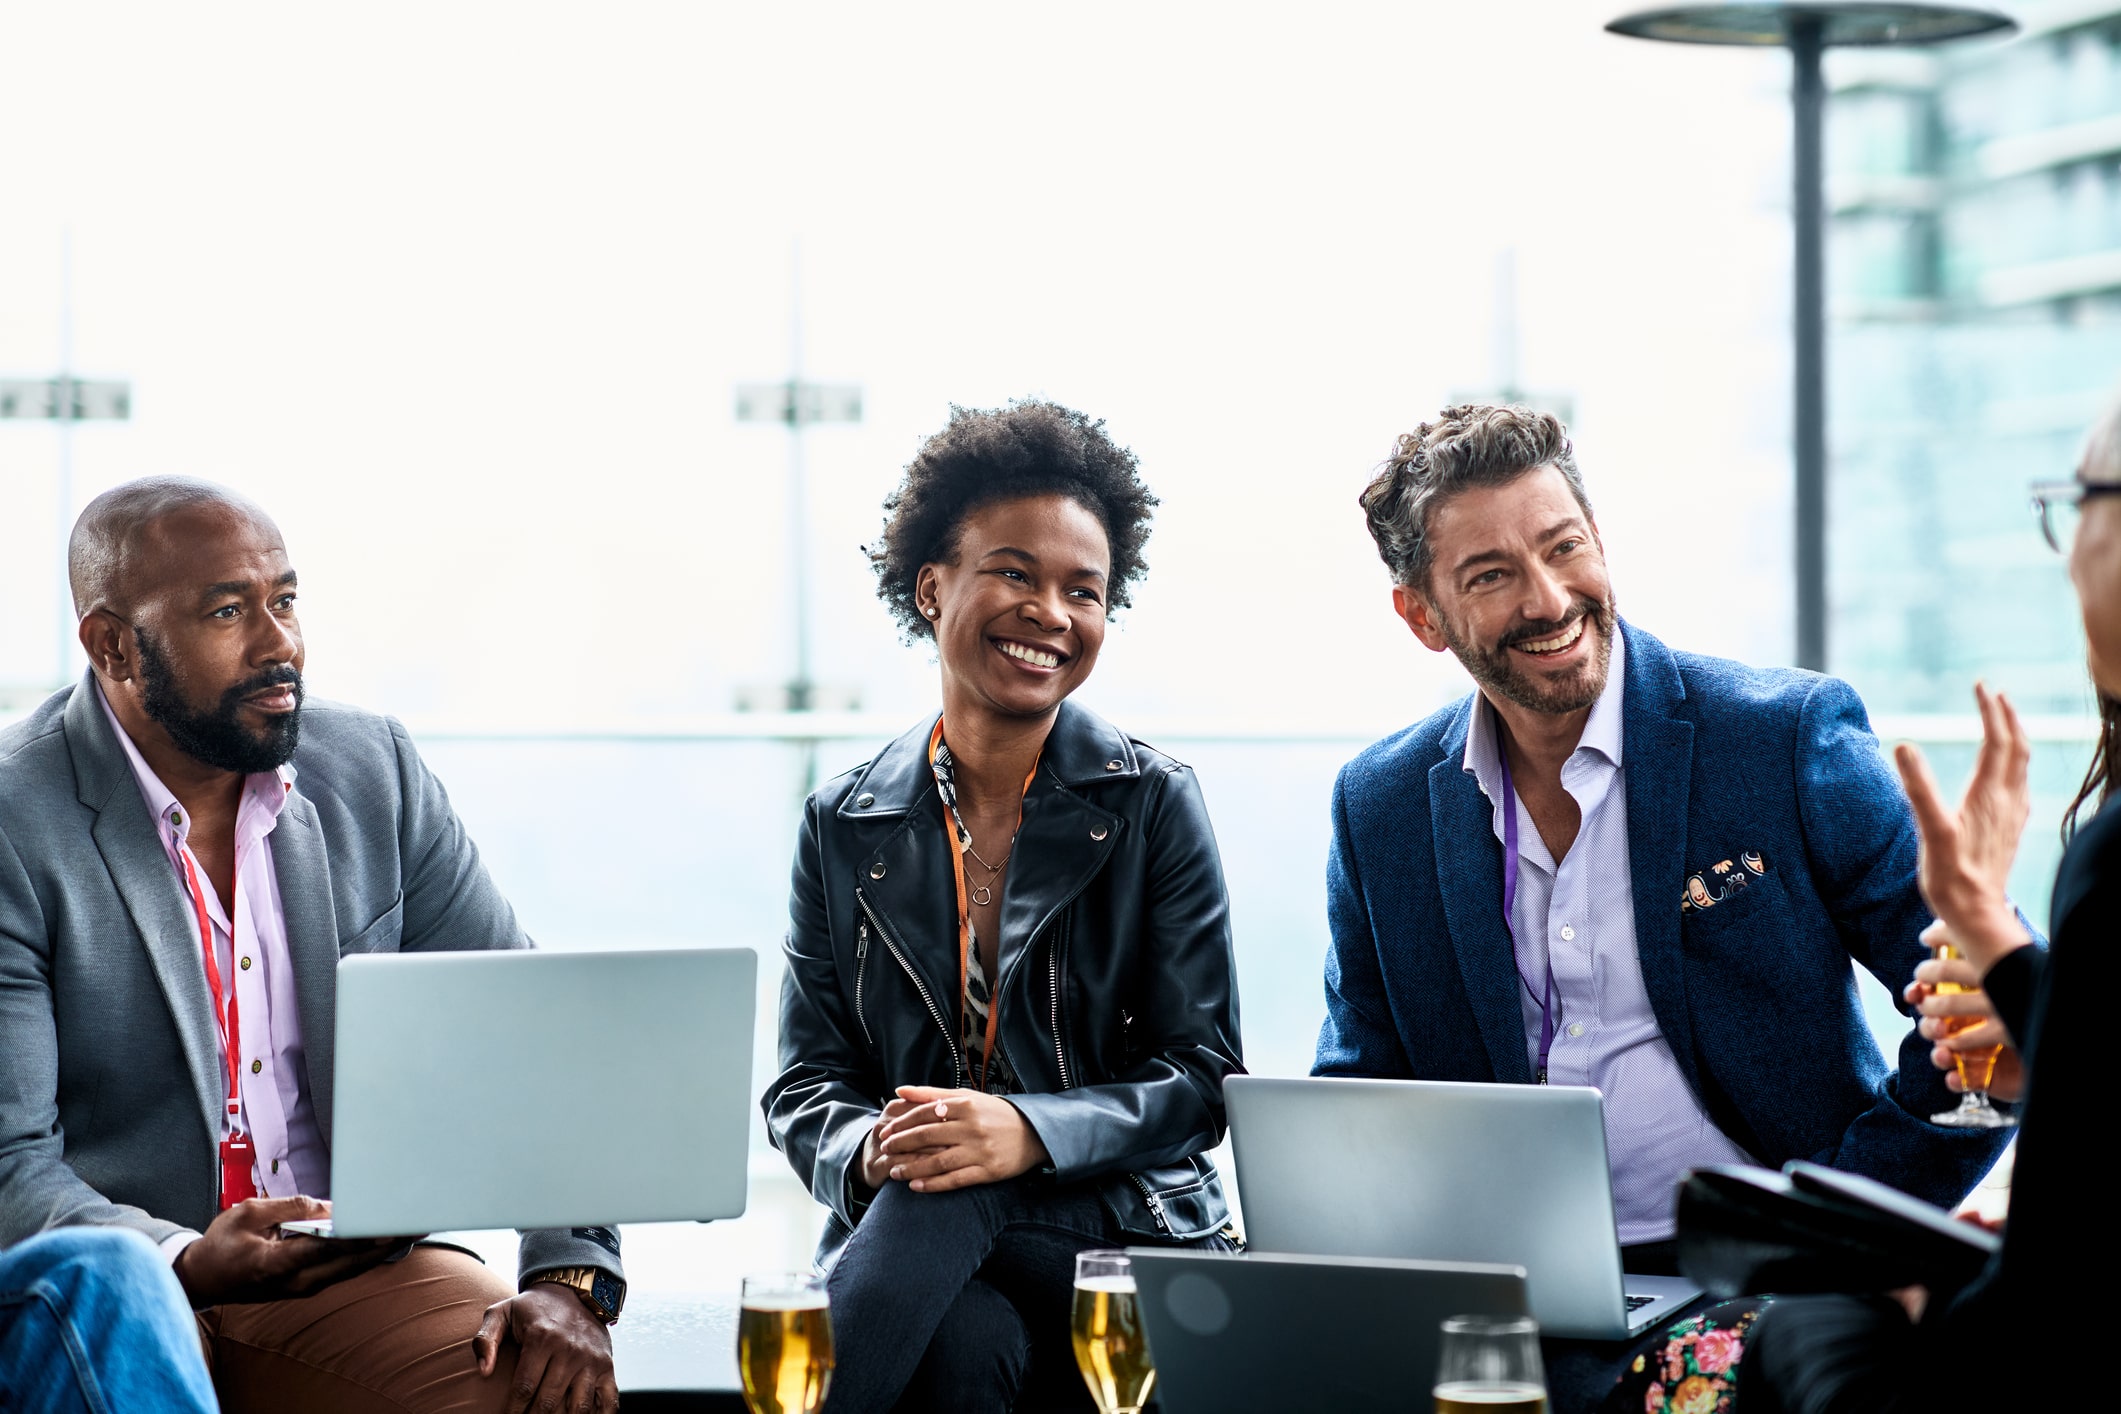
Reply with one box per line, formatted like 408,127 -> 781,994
763,701 -> 1243,1266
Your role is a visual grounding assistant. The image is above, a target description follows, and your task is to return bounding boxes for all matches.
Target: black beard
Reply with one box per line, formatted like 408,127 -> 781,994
136,630 -> 303,774
1440,595 -> 1616,717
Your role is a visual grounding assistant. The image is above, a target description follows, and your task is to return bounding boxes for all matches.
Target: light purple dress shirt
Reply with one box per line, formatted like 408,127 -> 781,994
97,686 -> 331,1251
1464,627 -> 1754,1244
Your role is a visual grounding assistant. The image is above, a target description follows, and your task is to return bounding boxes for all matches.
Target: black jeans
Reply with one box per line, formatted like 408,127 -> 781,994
1739,1294 -> 1927,1414
824,1175 -> 1233,1414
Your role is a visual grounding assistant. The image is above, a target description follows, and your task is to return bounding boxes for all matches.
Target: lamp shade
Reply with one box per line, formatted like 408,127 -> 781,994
1606,2 -> 2016,46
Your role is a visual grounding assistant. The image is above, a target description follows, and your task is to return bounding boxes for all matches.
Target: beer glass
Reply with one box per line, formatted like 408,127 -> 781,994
1434,1314 -> 1547,1414
1072,1250 -> 1155,1414
1926,939 -> 2016,1130
737,1272 -> 833,1414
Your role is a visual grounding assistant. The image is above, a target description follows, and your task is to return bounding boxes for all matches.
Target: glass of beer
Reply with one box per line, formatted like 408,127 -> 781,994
1926,939 -> 2016,1130
1072,1250 -> 1155,1414
737,1271 -> 833,1414
1434,1314 -> 1546,1414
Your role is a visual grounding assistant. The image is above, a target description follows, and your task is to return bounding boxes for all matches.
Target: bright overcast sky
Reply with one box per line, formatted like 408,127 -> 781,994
0,1 -> 1796,727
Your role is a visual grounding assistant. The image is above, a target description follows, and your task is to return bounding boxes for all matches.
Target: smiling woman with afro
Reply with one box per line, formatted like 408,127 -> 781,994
765,397 -> 1244,1414
867,399 -> 1157,642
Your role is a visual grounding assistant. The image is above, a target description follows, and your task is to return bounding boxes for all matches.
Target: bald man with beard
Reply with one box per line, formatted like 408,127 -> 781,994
0,478 -> 624,1414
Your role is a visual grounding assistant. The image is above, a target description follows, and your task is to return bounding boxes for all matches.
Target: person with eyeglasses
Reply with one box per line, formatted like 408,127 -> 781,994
1734,398 -> 2118,1411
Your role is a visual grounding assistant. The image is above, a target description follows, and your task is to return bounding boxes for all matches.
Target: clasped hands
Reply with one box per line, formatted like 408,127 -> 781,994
861,1085 -> 1051,1194
175,1195 -> 616,1414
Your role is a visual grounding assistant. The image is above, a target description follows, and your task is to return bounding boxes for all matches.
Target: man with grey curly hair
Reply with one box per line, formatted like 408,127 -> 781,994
1310,405 -> 2019,1402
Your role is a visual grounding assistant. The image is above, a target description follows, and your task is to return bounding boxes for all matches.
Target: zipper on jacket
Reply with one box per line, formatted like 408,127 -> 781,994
857,889 -> 965,1090
853,919 -> 875,1052
1048,921 -> 1073,1091
1129,1173 -> 1171,1234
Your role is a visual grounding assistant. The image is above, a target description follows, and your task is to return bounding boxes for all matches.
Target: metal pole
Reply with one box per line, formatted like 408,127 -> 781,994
1791,18 -> 1828,673
784,242 -> 813,715
783,242 -> 819,795
55,230 -> 76,689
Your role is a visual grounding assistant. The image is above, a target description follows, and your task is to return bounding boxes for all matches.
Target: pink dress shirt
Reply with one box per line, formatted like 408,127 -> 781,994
97,686 -> 331,1237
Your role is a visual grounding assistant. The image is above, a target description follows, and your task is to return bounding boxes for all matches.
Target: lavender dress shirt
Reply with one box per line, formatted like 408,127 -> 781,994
1464,627 -> 1754,1244
96,687 -> 331,1245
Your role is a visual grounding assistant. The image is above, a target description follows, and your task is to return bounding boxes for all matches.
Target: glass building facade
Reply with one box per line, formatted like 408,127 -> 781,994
1828,2 -> 2121,917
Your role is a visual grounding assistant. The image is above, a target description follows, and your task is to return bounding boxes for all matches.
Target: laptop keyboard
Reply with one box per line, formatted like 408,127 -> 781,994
1625,1294 -> 1657,1312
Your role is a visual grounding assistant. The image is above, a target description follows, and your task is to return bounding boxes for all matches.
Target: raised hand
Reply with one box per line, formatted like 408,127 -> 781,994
171,1196 -> 415,1307
872,1085 -> 1051,1193
1892,682 -> 2035,972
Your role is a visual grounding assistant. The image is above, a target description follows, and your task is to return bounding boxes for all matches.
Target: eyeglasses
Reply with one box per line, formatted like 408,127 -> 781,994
2030,479 -> 2121,554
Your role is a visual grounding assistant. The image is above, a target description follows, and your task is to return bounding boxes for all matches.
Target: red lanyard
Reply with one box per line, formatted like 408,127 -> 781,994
177,847 -> 256,1209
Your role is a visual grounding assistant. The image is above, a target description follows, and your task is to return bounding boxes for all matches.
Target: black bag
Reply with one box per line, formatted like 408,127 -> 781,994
1675,1161 -> 1999,1298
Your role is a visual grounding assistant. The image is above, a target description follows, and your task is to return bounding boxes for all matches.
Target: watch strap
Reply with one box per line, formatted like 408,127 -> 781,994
529,1265 -> 624,1324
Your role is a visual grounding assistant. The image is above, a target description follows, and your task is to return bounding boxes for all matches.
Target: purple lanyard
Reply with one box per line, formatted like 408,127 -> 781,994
1499,748 -> 1557,1084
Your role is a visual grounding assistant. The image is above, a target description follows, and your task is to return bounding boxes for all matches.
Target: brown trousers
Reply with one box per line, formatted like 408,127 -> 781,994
196,1245 -> 521,1414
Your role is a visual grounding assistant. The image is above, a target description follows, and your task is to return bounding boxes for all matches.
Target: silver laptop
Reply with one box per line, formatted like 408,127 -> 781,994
1225,1075 -> 1699,1338
1128,1249 -> 1529,1414
291,947 -> 756,1238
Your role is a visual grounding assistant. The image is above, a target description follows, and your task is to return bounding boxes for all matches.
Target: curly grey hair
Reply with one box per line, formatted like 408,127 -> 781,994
1358,403 -> 1593,591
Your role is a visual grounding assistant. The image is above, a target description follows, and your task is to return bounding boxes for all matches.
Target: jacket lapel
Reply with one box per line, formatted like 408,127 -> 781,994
842,714 -> 960,1014
839,703 -> 1129,1023
998,703 -> 1127,991
65,679 -> 223,1142
271,792 -> 341,1146
1619,624 -> 1702,1092
1428,701 -> 1531,1084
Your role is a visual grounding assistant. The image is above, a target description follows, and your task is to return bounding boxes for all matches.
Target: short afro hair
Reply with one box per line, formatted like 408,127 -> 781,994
869,400 -> 1157,641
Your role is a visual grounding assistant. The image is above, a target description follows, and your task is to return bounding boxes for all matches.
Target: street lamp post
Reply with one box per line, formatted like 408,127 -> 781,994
1606,3 -> 2014,673
735,246 -> 862,793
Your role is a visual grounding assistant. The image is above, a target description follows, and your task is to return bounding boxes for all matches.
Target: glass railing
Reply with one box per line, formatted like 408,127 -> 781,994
391,715 -> 2092,1292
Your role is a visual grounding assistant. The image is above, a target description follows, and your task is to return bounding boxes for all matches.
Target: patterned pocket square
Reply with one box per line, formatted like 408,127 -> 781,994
1682,850 -> 1768,912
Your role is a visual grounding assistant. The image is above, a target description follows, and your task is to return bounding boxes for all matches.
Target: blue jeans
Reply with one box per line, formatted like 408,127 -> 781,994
0,1227 -> 216,1414
825,1176 -> 1235,1414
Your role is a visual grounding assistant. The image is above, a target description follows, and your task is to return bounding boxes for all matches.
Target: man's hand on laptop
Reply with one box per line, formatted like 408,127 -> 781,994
172,1196 -> 417,1307
473,1282 -> 617,1414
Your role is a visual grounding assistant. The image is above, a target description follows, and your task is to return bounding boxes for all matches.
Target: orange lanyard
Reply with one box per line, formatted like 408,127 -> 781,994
177,847 -> 255,1208
928,721 -> 1039,1092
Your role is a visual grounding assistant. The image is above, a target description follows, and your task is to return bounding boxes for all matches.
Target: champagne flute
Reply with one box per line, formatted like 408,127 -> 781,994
737,1272 -> 833,1414
1072,1250 -> 1155,1414
1434,1314 -> 1547,1414
1926,940 -> 2016,1129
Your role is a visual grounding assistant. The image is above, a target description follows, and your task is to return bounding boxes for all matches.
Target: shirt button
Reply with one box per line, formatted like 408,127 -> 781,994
240,956 -> 252,970
250,1059 -> 262,1074
271,1159 -> 279,1174
171,810 -> 184,827
1568,1022 -> 1585,1038
1560,925 -> 1576,942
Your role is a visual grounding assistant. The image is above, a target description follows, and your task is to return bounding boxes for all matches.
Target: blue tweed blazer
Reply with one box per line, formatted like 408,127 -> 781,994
1314,623 -> 2012,1210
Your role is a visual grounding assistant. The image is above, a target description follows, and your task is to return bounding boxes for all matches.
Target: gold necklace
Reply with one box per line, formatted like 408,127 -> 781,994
964,834 -> 1014,907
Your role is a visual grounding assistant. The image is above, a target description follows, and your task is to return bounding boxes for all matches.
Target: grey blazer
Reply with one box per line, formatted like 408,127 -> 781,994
0,674 -> 621,1287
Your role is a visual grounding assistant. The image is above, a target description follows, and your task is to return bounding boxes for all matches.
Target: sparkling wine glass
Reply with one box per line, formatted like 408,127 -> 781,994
1434,1314 -> 1547,1413
1072,1251 -> 1155,1414
1927,940 -> 2016,1130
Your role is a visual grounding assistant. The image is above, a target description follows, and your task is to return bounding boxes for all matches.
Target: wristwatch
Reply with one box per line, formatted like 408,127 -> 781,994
530,1266 -> 626,1325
